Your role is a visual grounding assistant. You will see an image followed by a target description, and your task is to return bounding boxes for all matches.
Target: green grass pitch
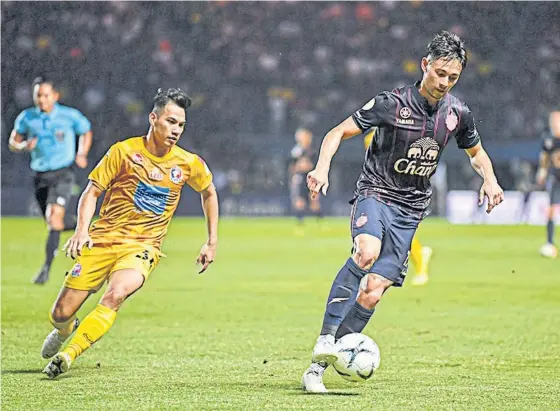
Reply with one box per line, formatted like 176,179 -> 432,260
1,217 -> 559,410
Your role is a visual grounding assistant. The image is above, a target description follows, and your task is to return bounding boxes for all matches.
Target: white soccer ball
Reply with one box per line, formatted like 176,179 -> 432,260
539,243 -> 558,259
332,333 -> 380,382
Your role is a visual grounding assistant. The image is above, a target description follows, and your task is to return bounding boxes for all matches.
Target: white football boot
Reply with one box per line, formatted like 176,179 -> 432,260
42,352 -> 72,379
302,362 -> 328,394
41,318 -> 80,359
311,334 -> 338,365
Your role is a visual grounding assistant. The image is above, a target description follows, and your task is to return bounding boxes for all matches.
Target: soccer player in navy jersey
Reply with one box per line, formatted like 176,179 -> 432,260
302,31 -> 504,393
536,110 -> 560,258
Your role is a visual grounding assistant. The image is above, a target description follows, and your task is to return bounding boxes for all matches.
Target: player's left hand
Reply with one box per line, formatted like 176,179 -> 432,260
479,179 -> 504,214
75,154 -> 88,169
63,230 -> 93,259
196,242 -> 216,274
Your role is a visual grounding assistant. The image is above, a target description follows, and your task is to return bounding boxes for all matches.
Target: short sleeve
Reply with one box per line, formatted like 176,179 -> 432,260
14,111 -> 28,135
351,93 -> 395,132
88,144 -> 123,191
455,105 -> 481,149
187,155 -> 213,192
71,108 -> 91,135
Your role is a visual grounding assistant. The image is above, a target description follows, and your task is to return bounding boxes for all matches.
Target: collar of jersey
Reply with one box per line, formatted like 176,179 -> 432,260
139,136 -> 175,163
34,103 -> 60,117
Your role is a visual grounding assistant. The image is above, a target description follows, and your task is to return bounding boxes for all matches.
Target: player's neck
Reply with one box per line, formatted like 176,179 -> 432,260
144,133 -> 171,158
418,82 -> 440,106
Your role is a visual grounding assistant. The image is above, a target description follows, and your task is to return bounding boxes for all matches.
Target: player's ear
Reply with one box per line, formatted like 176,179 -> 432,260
53,90 -> 60,102
421,57 -> 429,73
149,111 -> 157,127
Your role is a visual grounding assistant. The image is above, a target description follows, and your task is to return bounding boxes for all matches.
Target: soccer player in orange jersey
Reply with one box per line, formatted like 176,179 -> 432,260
41,88 -> 219,378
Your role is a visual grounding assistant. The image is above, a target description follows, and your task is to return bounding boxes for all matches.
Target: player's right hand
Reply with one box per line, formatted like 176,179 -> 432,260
307,168 -> 329,199
25,137 -> 38,152
536,168 -> 547,187
63,231 -> 93,259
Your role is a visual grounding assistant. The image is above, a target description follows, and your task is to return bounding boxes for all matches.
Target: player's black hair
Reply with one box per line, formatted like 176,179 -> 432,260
152,88 -> 192,114
32,76 -> 55,89
426,31 -> 467,69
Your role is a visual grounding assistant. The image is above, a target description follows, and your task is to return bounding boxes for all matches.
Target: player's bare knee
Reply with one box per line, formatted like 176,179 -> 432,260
100,288 -> 128,310
352,235 -> 381,270
294,198 -> 305,210
46,209 -> 65,231
50,306 -> 73,324
356,274 -> 391,309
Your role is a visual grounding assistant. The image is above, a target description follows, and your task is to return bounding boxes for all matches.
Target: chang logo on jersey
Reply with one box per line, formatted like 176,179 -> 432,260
397,107 -> 414,125
394,137 -> 440,177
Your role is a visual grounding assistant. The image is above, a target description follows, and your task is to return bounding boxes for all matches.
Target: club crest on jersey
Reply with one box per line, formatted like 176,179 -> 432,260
132,153 -> 144,165
397,107 -> 414,125
170,166 -> 183,184
71,263 -> 82,278
149,169 -> 164,181
55,130 -> 65,142
394,137 -> 440,177
446,112 -> 458,131
355,214 -> 368,228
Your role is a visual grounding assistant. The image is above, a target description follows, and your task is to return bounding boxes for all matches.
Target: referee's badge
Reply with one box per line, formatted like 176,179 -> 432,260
446,112 -> 458,131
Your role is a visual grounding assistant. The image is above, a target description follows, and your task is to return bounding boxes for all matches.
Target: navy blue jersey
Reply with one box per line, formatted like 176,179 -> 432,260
290,144 -> 315,176
541,134 -> 560,179
351,82 -> 480,216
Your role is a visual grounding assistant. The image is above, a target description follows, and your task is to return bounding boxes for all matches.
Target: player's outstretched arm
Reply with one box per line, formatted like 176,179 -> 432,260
197,183 -> 219,274
465,142 -> 504,214
307,117 -> 361,199
63,182 -> 103,259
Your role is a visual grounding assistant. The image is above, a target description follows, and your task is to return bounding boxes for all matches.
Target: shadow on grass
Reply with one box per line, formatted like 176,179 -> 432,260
224,381 -> 360,396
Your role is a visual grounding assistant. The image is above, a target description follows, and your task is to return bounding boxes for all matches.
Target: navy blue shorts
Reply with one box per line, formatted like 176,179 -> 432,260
350,196 -> 421,287
547,177 -> 560,205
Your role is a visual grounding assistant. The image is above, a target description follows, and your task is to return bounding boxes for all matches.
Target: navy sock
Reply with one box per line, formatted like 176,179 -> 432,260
335,301 -> 375,340
45,230 -> 61,267
547,219 -> 554,244
320,258 -> 368,336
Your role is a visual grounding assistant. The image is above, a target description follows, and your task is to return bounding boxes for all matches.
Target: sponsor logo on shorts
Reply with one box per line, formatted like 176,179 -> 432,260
170,166 -> 183,184
56,196 -> 66,206
132,153 -> 144,165
149,169 -> 164,181
355,213 -> 368,228
71,263 -> 82,277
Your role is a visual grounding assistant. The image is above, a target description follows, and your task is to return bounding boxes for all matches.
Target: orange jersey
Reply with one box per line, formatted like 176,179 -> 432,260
88,136 -> 212,249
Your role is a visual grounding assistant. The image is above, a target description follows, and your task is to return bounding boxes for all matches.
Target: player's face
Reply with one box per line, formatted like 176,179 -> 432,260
150,103 -> 186,147
296,130 -> 312,148
33,83 -> 57,112
421,57 -> 462,101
